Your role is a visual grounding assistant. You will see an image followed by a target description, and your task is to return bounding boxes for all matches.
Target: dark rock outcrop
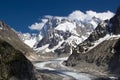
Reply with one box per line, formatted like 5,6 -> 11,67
110,6 -> 120,34
0,38 -> 37,80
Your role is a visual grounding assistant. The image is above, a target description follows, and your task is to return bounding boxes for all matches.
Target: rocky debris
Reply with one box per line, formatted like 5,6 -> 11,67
55,42 -> 71,56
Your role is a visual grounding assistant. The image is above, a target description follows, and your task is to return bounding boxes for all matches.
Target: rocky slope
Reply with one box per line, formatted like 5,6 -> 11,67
65,6 -> 120,78
0,38 -> 38,80
0,21 -> 38,60
0,21 -> 61,80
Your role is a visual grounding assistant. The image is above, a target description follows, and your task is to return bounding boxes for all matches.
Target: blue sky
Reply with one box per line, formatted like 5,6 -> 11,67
0,0 -> 119,33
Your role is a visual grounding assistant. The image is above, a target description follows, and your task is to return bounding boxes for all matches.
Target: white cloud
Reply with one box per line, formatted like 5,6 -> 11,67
29,19 -> 48,31
68,10 -> 86,21
68,10 -> 114,21
86,10 -> 115,20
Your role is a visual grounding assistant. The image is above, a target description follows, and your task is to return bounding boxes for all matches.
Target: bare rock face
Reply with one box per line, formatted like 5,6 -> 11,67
108,39 -> 120,74
0,38 -> 37,80
110,6 -> 120,34
87,20 -> 108,42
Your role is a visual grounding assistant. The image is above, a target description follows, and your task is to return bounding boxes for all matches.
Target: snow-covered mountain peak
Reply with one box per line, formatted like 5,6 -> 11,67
20,10 -> 115,55
55,21 -> 76,33
29,10 -> 114,32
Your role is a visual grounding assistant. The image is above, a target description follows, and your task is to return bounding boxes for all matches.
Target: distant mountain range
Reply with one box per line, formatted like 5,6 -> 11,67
19,10 -> 114,56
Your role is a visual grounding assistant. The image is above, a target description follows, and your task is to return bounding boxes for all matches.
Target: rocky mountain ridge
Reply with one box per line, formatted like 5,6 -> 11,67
65,6 -> 120,78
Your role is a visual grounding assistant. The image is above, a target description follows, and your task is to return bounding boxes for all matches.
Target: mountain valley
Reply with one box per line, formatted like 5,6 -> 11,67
1,6 -> 120,80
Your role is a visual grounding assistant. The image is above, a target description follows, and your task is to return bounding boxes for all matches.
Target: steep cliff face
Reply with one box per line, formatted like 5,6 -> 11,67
110,6 -> 120,34
65,6 -> 120,77
0,38 -> 37,80
0,21 -> 37,60
108,39 -> 120,75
